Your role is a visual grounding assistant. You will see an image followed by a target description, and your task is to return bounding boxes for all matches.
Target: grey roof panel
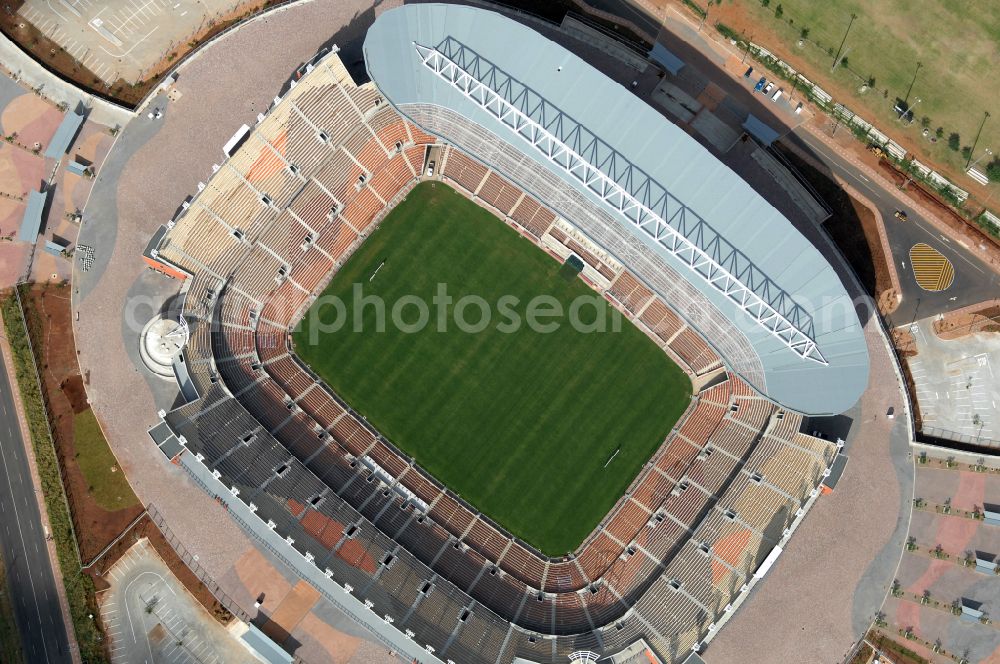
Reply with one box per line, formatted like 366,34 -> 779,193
19,189 -> 47,243
364,4 -> 869,414
44,111 -> 83,159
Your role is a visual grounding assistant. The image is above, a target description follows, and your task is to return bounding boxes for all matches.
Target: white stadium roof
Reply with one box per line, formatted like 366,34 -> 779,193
363,3 -> 869,415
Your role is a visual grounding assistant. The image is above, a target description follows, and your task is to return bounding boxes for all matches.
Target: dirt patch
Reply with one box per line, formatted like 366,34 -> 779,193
867,628 -> 933,664
19,283 -> 142,560
934,303 -> 1000,340
892,326 -> 917,358
900,358 -> 925,433
877,159 -> 1000,251
0,0 -> 298,108
148,622 -> 167,645
60,374 -> 88,413
673,0 -> 1000,209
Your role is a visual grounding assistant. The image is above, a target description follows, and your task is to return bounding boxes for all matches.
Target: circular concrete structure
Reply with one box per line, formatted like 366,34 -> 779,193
138,315 -> 186,378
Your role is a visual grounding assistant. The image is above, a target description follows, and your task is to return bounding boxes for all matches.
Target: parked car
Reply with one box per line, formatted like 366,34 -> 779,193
426,160 -> 436,177
754,76 -> 766,92
763,82 -> 774,94
770,88 -> 783,102
743,66 -> 754,78
795,102 -> 804,114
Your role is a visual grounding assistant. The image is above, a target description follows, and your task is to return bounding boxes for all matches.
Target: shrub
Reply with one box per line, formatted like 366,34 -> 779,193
681,0 -> 707,18
715,22 -> 741,42
1,290 -> 107,663
986,157 -> 1000,182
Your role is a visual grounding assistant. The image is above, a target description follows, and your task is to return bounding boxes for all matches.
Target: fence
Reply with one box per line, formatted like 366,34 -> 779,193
740,32 -> 987,216
920,426 -> 999,450
146,503 -> 254,624
10,282 -> 84,564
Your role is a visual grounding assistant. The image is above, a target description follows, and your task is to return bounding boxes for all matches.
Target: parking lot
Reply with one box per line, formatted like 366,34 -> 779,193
908,318 -> 999,445
100,539 -> 253,664
19,0 -> 244,85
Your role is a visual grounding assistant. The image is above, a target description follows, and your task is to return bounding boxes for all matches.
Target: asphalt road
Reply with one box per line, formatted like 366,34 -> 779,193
637,5 -> 999,325
789,129 -> 1000,325
0,347 -> 72,664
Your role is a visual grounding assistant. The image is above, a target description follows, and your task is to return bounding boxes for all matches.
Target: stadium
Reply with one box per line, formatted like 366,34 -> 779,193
144,4 -> 869,663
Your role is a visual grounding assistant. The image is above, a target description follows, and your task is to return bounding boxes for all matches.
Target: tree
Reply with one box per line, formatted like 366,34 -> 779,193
920,116 -> 931,129
840,55 -> 849,68
962,146 -> 973,160
800,27 -> 810,39
986,157 -> 1000,182
936,126 -> 945,139
761,0 -> 770,7
775,4 -> 783,19
948,132 -> 962,151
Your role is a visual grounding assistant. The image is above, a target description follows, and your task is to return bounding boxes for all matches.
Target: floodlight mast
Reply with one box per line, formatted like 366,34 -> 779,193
414,42 -> 827,365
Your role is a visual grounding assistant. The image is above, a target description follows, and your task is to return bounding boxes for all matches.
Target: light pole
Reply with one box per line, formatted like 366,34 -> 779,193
967,111 -> 991,170
832,13 -> 857,69
968,148 -> 993,172
903,61 -> 922,106
698,7 -> 709,32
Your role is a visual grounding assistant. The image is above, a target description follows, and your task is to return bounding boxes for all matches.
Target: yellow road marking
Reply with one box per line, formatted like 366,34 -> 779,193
909,243 -> 954,291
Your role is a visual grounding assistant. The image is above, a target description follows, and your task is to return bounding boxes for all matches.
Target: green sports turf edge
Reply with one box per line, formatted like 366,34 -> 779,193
294,182 -> 691,555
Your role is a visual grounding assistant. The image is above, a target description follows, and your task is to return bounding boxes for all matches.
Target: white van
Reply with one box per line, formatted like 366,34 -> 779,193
771,89 -> 783,102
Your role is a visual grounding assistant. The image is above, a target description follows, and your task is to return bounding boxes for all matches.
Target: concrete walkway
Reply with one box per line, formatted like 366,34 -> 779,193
0,32 -> 133,128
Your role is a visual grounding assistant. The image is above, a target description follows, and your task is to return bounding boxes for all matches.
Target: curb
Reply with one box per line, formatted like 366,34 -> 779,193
780,139 -> 903,311
0,305 -> 82,664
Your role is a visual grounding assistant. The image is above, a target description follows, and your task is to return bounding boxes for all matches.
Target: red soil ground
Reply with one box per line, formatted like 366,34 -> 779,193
21,284 -> 143,560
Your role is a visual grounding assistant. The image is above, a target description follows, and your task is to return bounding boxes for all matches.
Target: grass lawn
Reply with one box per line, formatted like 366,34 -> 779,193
294,183 -> 690,555
726,0 -> 1000,192
73,409 -> 139,512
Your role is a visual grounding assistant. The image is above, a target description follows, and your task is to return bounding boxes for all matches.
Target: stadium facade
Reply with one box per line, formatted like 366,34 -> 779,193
364,3 -> 868,416
144,4 -> 870,663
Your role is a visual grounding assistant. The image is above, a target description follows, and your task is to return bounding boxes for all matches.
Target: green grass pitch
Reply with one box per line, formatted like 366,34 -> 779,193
294,182 -> 691,555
